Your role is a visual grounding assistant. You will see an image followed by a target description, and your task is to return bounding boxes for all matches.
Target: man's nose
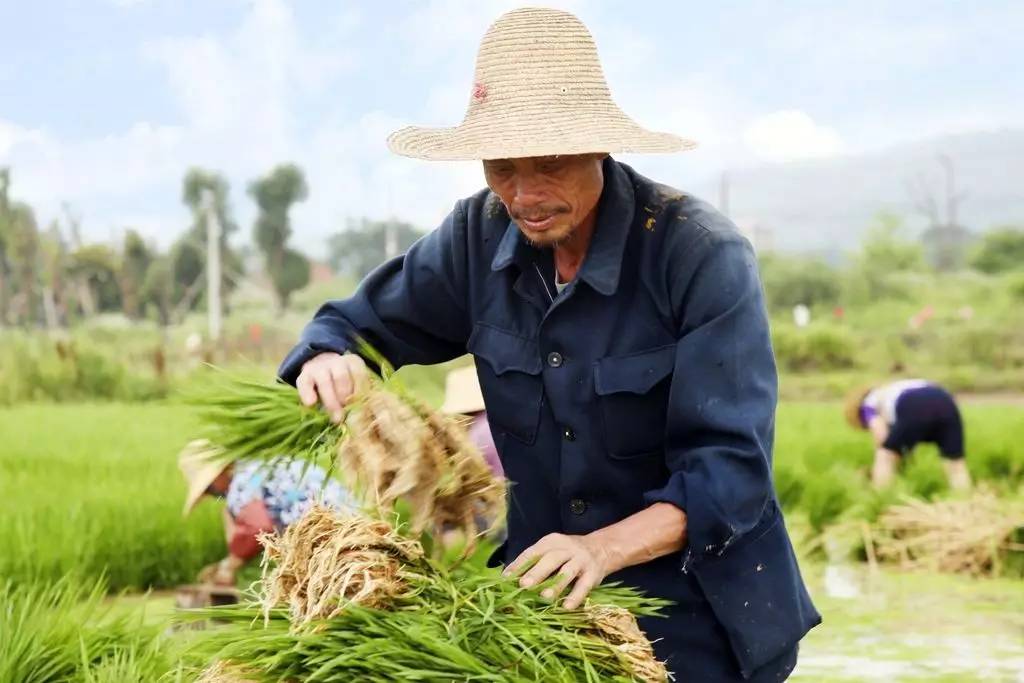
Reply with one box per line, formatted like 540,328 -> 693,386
514,173 -> 546,205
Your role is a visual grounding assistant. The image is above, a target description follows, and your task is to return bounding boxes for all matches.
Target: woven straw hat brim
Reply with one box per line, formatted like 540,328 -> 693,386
441,365 -> 486,414
388,119 -> 694,161
387,7 -> 696,161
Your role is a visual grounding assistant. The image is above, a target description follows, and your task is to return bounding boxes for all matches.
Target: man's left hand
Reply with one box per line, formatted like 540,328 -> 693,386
504,533 -> 615,610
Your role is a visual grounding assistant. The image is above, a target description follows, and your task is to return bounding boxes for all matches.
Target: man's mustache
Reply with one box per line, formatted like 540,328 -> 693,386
510,205 -> 571,221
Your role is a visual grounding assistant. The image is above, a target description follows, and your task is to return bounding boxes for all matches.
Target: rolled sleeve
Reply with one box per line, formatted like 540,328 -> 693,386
278,203 -> 473,384
643,232 -> 776,569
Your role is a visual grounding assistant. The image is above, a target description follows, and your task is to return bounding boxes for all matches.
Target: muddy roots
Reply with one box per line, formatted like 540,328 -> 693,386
338,387 -> 506,552
586,604 -> 669,682
258,504 -> 423,628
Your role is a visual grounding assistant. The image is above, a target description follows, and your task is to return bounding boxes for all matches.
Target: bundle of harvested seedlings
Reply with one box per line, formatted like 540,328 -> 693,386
340,388 -> 505,548
188,504 -> 669,682
190,365 -> 505,552
869,489 -> 1024,577
258,504 -> 423,627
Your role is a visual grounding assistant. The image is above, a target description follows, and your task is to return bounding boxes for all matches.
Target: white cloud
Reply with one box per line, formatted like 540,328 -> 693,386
742,110 -> 845,163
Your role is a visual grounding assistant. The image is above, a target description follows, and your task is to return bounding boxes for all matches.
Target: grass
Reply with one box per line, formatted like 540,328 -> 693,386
0,402 -> 223,591
773,401 -> 1024,532
0,577 -> 181,683
2,395 -> 1020,593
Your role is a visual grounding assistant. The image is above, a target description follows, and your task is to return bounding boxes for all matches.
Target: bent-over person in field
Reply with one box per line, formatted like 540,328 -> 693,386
179,446 -> 356,586
846,379 -> 972,491
278,8 -> 820,680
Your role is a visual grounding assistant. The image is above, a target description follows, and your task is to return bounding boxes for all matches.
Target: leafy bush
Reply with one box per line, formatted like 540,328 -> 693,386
0,334 -> 165,405
941,325 -> 1024,370
1008,272 -> 1024,302
970,226 -> 1024,274
772,324 -> 858,372
759,254 -> 841,310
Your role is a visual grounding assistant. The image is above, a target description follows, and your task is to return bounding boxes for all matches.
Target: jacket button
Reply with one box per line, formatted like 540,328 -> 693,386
546,351 -> 563,368
569,498 -> 587,515
563,427 -> 575,441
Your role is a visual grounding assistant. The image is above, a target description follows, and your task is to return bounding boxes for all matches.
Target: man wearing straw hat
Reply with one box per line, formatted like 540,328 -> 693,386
279,7 -> 819,680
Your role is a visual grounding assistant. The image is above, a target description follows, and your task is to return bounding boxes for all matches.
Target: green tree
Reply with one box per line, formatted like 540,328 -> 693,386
7,203 -> 42,326
860,212 -> 925,273
180,168 -> 241,311
758,254 -> 841,310
846,213 -> 924,303
248,164 -> 310,312
68,244 -> 121,313
328,218 -> 425,280
39,222 -> 70,328
969,226 -> 1024,274
0,168 -> 11,325
141,255 -> 174,326
120,230 -> 152,320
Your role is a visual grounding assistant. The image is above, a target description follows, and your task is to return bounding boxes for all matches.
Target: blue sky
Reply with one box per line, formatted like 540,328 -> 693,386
1,0 -> 1021,250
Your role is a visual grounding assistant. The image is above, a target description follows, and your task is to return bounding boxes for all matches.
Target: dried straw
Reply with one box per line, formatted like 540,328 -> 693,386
338,387 -> 506,553
869,488 -> 1024,577
258,504 -> 423,628
585,604 -> 669,682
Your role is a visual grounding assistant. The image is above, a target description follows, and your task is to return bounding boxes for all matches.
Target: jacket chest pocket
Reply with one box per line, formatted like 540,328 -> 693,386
594,344 -> 676,459
468,323 -> 543,446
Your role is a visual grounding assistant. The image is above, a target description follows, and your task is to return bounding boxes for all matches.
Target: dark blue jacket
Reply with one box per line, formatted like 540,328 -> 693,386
279,158 -> 820,681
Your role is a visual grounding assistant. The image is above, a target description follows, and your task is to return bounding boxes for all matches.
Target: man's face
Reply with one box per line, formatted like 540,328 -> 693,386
483,153 -> 606,247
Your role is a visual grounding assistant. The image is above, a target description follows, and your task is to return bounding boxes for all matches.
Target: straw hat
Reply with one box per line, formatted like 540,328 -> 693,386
441,366 -> 486,415
387,7 -> 695,161
178,439 -> 230,516
843,385 -> 875,430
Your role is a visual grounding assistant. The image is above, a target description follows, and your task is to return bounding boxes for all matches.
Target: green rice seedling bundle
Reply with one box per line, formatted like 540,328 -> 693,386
0,576 -> 175,682
186,505 -> 669,682
190,359 -> 504,549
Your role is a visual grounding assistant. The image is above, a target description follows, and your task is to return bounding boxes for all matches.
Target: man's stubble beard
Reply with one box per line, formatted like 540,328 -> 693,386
517,220 -> 580,249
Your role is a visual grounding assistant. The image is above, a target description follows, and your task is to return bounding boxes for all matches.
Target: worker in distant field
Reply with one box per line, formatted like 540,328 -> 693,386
441,365 -> 506,545
845,379 -> 972,491
178,444 -> 356,586
441,365 -> 503,479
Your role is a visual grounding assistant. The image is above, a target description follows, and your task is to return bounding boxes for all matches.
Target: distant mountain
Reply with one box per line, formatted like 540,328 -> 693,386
720,129 -> 1024,258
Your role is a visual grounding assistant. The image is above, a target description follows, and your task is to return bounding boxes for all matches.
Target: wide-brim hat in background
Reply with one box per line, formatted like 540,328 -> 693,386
178,439 -> 230,516
843,385 -> 875,430
441,366 -> 487,415
387,7 -> 695,161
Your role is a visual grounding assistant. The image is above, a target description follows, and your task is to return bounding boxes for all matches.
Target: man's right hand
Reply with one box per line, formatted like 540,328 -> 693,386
295,352 -> 370,423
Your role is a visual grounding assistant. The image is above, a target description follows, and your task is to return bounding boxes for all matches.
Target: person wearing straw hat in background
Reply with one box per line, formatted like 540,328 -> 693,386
845,379 -> 972,491
441,365 -> 504,479
441,365 -> 507,545
278,7 -> 819,680
179,444 -> 356,586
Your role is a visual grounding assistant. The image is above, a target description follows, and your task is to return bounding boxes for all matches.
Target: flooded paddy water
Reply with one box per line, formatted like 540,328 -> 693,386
793,563 -> 1024,682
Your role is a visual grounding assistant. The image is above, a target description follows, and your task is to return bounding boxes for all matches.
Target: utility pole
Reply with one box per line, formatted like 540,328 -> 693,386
718,171 -> 730,218
938,154 -> 965,227
203,189 -> 222,347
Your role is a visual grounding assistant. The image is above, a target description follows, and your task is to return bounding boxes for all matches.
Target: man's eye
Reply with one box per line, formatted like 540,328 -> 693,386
538,159 -> 563,174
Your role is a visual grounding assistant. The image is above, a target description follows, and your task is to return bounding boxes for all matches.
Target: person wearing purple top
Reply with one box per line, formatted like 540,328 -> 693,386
845,379 -> 971,490
441,365 -> 504,479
